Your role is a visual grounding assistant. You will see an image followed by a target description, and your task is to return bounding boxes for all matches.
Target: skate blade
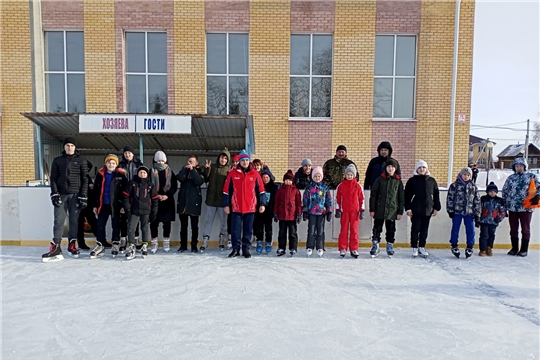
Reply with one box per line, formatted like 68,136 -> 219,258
90,253 -> 105,259
68,253 -> 79,259
164,249 -> 170,253
112,254 -> 117,258
42,254 -> 64,263
151,250 -> 158,254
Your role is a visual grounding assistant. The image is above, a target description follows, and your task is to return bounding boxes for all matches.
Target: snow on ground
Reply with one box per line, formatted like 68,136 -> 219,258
2,246 -> 539,360
475,169 -> 512,191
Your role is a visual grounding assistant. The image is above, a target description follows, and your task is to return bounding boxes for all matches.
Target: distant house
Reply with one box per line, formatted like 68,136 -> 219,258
497,144 -> 540,169
469,135 -> 496,169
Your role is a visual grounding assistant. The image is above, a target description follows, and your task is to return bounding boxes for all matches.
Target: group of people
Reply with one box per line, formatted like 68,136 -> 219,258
42,137 -> 539,262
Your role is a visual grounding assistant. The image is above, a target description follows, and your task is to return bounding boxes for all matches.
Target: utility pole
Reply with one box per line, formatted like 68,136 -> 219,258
524,119 -> 530,161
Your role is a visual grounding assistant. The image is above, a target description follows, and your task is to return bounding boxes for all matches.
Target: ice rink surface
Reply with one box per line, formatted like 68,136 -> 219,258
2,246 -> 539,360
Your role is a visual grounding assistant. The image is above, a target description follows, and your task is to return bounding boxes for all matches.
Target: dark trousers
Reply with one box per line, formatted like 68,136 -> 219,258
120,211 -> 139,238
306,214 -> 325,250
227,213 -> 232,235
278,220 -> 298,251
410,215 -> 431,248
179,214 -> 199,249
53,194 -> 80,243
96,204 -> 121,245
77,204 -> 97,244
372,218 -> 396,243
508,211 -> 533,239
150,221 -> 171,238
128,214 -> 149,244
479,223 -> 497,251
254,213 -> 273,242
231,212 -> 255,252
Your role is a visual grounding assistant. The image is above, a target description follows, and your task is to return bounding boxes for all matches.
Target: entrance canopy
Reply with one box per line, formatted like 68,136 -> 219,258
21,112 -> 256,156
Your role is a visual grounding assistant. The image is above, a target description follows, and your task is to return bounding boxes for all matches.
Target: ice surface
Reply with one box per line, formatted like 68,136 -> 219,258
2,246 -> 539,360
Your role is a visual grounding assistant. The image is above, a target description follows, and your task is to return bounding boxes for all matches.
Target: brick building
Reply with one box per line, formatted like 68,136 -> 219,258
0,0 -> 475,186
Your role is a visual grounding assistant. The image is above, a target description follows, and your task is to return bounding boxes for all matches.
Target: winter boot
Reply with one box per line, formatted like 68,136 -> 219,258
478,250 -> 486,257
465,247 -> 473,259
265,241 -> 272,254
277,248 -> 286,257
77,239 -> 91,251
517,239 -> 529,257
306,248 -> 313,257
243,250 -> 252,258
370,240 -> 380,258
412,248 -> 418,257
350,250 -> 359,259
256,241 -> 263,254
141,242 -> 148,257
111,241 -> 120,258
418,247 -> 429,258
451,246 -> 460,258
125,243 -> 135,260
90,242 -> 105,259
386,243 -> 395,256
219,233 -> 227,250
163,238 -> 170,253
42,242 -> 64,262
200,236 -> 209,253
119,237 -> 127,254
486,246 -> 493,256
191,242 -> 198,253
339,249 -> 346,258
508,237 -> 519,255
150,238 -> 158,254
67,240 -> 80,258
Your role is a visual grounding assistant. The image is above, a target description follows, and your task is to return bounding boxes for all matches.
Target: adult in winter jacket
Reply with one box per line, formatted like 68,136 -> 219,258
253,168 -> 278,254
202,148 -> 231,251
118,145 -> 143,250
176,155 -> 205,253
364,141 -> 401,190
446,167 -> 481,258
294,158 -> 312,190
43,136 -> 89,262
323,145 -> 359,188
92,154 -> 127,258
369,159 -> 404,257
77,159 -> 97,250
274,170 -> 302,255
223,150 -> 267,258
149,151 -> 178,254
502,157 -> 540,257
404,160 -> 441,258
478,182 -> 506,256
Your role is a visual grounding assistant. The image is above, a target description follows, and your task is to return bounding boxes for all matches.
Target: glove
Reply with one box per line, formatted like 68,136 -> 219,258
273,214 -> 279,223
296,214 -> 302,224
531,194 -> 540,206
360,211 -> 364,220
475,220 -> 480,228
150,213 -> 157,223
76,196 -> 88,209
335,210 -> 341,219
448,212 -> 454,219
302,212 -> 309,222
326,212 -> 332,222
50,193 -> 62,207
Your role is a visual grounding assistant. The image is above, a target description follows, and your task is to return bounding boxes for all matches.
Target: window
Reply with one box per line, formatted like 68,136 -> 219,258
373,35 -> 417,119
206,33 -> 249,116
290,34 -> 333,118
44,31 -> 85,112
126,32 -> 168,113
478,158 -> 486,166
533,157 -> 538,165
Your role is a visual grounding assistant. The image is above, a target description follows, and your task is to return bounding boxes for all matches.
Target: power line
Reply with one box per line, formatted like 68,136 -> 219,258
470,125 -> 527,131
470,120 -> 528,127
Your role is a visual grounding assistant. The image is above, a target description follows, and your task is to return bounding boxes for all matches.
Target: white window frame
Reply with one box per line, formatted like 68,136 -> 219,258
373,34 -> 418,121
43,30 -> 85,112
206,32 -> 250,116
125,30 -> 168,113
289,33 -> 333,121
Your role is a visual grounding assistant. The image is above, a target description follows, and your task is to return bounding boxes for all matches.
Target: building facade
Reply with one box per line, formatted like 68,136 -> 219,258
0,0 -> 475,186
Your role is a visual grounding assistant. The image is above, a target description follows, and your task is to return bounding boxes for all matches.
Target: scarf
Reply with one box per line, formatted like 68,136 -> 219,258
151,163 -> 171,193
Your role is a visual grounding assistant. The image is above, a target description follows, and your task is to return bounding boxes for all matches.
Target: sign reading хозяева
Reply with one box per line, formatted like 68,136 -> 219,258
79,114 -> 192,134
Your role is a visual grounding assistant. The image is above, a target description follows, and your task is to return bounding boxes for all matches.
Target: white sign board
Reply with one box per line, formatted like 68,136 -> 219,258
79,114 -> 135,133
458,114 -> 466,122
135,115 -> 192,134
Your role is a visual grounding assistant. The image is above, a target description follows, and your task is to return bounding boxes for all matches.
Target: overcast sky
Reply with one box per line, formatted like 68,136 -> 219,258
470,0 -> 539,157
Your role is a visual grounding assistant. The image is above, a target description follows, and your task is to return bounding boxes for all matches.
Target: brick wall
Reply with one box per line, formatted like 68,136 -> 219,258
288,121 -> 332,171
114,0 -> 174,112
291,0 -> 334,32
41,0 -> 84,29
205,0 -> 249,31
0,115 -> 4,185
376,0 -> 421,33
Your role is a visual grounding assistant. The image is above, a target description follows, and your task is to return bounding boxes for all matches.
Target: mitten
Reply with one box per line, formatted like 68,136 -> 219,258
335,210 -> 341,219
302,212 -> 309,222
50,193 -> 62,207
273,214 -> 279,223
326,212 -> 332,222
531,194 -> 540,206
448,212 -> 454,219
475,220 -> 480,228
296,214 -> 302,224
76,196 -> 88,209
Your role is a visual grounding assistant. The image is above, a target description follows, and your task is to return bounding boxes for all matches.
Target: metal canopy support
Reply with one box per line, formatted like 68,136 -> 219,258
139,134 -> 144,164
36,125 -> 44,184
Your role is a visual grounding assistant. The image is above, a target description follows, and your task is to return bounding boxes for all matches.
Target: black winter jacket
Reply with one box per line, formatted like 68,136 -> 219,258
294,167 -> 311,190
50,151 -> 88,196
404,175 -> 441,217
151,167 -> 178,222
364,142 -> 401,190
118,156 -> 143,182
123,177 -> 159,216
93,167 -> 128,215
177,166 -> 205,215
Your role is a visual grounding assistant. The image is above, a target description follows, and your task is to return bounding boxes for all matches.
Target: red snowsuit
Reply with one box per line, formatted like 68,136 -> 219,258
335,179 -> 365,251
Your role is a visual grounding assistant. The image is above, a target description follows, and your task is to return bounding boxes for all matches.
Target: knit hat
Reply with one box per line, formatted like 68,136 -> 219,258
137,165 -> 150,175
459,167 -> 472,176
123,145 -> 135,154
301,158 -> 312,167
63,136 -> 77,147
336,145 -> 347,152
413,159 -> 430,175
345,164 -> 357,178
512,157 -> 527,171
232,155 -> 240,162
104,154 -> 119,165
486,182 -> 498,193
238,150 -> 250,161
386,159 -> 398,169
283,170 -> 295,182
311,166 -> 323,180
154,150 -> 167,163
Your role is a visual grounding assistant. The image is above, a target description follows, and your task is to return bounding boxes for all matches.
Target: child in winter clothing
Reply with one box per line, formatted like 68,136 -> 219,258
335,164 -> 365,258
254,168 -> 277,254
478,182 -> 506,256
118,145 -> 143,252
122,166 -> 159,259
502,157 -> 540,257
446,167 -> 481,258
274,170 -> 302,256
223,150 -> 267,258
404,160 -> 441,258
92,154 -> 127,258
302,166 -> 333,257
369,159 -> 404,257
149,151 -> 178,254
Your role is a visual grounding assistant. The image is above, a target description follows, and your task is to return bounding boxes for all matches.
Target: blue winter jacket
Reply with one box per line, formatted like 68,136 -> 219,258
480,195 -> 506,226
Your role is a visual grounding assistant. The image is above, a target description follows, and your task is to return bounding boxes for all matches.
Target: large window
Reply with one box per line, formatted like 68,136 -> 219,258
126,32 -> 168,113
290,34 -> 333,119
373,35 -> 417,119
206,33 -> 249,115
44,31 -> 85,112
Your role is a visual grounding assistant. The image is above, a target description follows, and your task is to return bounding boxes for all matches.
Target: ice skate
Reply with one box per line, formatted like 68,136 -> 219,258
228,249 -> 239,258
370,241 -> 380,258
90,242 -> 105,259
42,242 -> 64,263
67,240 -> 80,258
219,233 -> 227,250
111,241 -> 120,258
227,240 -> 232,250
350,250 -> 359,259
119,237 -> 127,254
265,242 -> 272,254
418,247 -> 429,258
339,249 -> 346,258
141,243 -> 148,258
412,248 -> 418,257
200,236 -> 209,253
243,250 -> 252,258
306,248 -> 313,257
386,243 -> 394,257
256,241 -> 263,254
290,249 -> 296,257
317,249 -> 324,258
163,238 -> 170,253
451,246 -> 460,259
465,247 -> 473,259
125,244 -> 135,260
277,248 -> 286,257
150,238 -> 158,254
